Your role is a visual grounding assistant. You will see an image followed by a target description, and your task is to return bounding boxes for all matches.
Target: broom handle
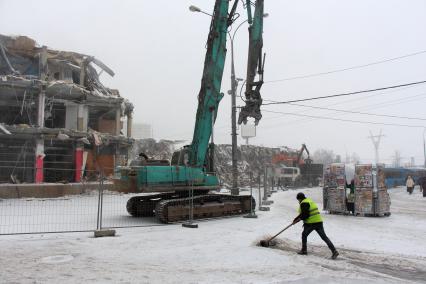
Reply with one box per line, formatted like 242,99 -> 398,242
268,223 -> 293,242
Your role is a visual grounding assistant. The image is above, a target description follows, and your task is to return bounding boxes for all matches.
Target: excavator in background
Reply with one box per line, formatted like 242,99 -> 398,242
296,144 -> 323,187
293,143 -> 312,167
272,144 -> 310,167
271,144 -> 323,188
116,0 -> 265,223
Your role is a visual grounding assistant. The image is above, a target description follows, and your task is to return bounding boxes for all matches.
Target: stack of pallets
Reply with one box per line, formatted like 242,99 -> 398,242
323,163 -> 349,214
354,164 -> 390,216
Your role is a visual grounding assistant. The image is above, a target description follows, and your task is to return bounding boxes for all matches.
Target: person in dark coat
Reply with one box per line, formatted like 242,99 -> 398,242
345,179 -> 355,214
421,177 -> 426,197
406,176 -> 415,195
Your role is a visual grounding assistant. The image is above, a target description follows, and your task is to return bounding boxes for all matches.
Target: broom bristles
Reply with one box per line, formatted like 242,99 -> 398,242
255,234 -> 278,247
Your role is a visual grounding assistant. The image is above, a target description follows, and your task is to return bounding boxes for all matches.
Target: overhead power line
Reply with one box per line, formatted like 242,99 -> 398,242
262,109 -> 425,128
261,85 -> 426,128
259,90 -> 426,131
261,80 -> 426,106
286,102 -> 426,121
266,49 -> 426,83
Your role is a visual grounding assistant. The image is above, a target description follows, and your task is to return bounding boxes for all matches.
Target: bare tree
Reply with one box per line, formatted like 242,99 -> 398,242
312,149 -> 336,166
351,152 -> 361,164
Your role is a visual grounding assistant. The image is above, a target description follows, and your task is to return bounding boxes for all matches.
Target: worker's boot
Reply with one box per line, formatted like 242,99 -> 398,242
297,249 -> 307,255
331,250 -> 339,260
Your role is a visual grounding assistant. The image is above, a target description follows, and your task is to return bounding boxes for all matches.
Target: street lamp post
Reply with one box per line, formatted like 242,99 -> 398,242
228,21 -> 247,196
230,37 -> 239,195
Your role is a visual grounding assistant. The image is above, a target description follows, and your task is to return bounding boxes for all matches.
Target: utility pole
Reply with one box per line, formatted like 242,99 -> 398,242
368,130 -> 385,165
228,20 -> 249,196
423,128 -> 426,168
230,36 -> 240,196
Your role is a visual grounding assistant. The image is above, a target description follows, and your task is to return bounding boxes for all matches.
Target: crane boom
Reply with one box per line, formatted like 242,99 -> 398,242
189,0 -> 237,167
238,0 -> 265,125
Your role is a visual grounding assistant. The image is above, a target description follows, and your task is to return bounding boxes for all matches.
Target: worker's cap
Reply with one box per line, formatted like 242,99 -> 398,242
296,192 -> 306,200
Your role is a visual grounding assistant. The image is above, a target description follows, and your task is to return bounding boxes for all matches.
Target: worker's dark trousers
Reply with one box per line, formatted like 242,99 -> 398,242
302,222 -> 336,252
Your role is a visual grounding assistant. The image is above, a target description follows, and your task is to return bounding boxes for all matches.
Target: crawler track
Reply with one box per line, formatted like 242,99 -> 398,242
127,193 -> 255,223
155,194 -> 255,223
127,193 -> 181,217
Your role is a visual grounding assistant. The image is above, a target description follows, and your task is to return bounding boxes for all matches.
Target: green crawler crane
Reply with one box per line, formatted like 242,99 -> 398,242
118,0 -> 265,223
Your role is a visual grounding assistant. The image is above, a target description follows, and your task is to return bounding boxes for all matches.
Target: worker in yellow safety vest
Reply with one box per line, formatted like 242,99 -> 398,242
293,192 -> 339,259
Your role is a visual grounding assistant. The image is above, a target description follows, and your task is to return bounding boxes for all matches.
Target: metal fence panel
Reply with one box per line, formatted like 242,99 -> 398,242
0,167 -> 99,235
0,190 -> 99,235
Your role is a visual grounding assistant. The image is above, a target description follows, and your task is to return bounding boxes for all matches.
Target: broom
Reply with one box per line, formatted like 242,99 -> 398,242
259,222 -> 295,247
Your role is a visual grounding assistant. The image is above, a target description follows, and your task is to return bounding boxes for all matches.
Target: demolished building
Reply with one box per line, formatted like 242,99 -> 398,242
0,34 -> 134,184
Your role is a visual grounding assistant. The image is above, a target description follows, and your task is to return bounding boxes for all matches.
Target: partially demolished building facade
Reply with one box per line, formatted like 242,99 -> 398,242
0,34 -> 134,183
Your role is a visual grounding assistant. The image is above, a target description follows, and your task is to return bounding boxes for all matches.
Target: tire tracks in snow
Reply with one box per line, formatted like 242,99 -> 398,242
266,238 -> 426,283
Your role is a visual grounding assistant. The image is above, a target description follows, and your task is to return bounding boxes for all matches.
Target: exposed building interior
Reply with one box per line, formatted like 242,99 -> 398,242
0,34 -> 134,183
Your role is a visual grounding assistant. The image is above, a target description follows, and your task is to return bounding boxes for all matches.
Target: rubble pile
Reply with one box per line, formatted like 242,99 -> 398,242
131,139 -> 175,161
214,144 -> 281,188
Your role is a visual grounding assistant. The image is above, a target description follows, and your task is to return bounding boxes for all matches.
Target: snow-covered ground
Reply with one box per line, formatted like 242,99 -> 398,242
1,186 -> 425,283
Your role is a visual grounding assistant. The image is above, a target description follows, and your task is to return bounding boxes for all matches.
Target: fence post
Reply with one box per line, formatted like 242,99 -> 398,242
259,172 -> 270,211
262,166 -> 274,206
258,174 -> 261,210
100,171 -> 104,230
244,171 -> 257,218
94,170 -> 116,237
96,171 -> 102,231
263,166 -> 267,202
183,167 -> 198,228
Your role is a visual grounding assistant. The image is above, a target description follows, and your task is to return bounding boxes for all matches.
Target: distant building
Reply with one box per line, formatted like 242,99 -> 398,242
132,123 -> 153,139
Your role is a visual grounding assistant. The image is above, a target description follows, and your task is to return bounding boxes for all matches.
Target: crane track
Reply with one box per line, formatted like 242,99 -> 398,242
126,190 -> 210,217
155,194 -> 256,223
126,193 -> 181,217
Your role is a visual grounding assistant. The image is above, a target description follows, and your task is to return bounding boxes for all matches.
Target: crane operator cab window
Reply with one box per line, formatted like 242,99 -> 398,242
171,148 -> 191,166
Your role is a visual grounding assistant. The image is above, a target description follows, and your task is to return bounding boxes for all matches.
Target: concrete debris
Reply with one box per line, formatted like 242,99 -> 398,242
0,34 -> 133,108
131,139 -> 176,161
215,144 -> 283,187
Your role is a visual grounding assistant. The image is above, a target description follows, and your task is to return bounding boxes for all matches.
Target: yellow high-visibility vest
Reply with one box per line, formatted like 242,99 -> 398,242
298,198 -> 323,224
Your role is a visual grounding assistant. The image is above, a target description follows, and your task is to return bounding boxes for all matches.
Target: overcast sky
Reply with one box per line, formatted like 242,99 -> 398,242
1,0 -> 426,165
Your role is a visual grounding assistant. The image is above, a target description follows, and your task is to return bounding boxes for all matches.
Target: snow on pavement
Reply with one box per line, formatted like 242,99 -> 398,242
1,187 -> 425,283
